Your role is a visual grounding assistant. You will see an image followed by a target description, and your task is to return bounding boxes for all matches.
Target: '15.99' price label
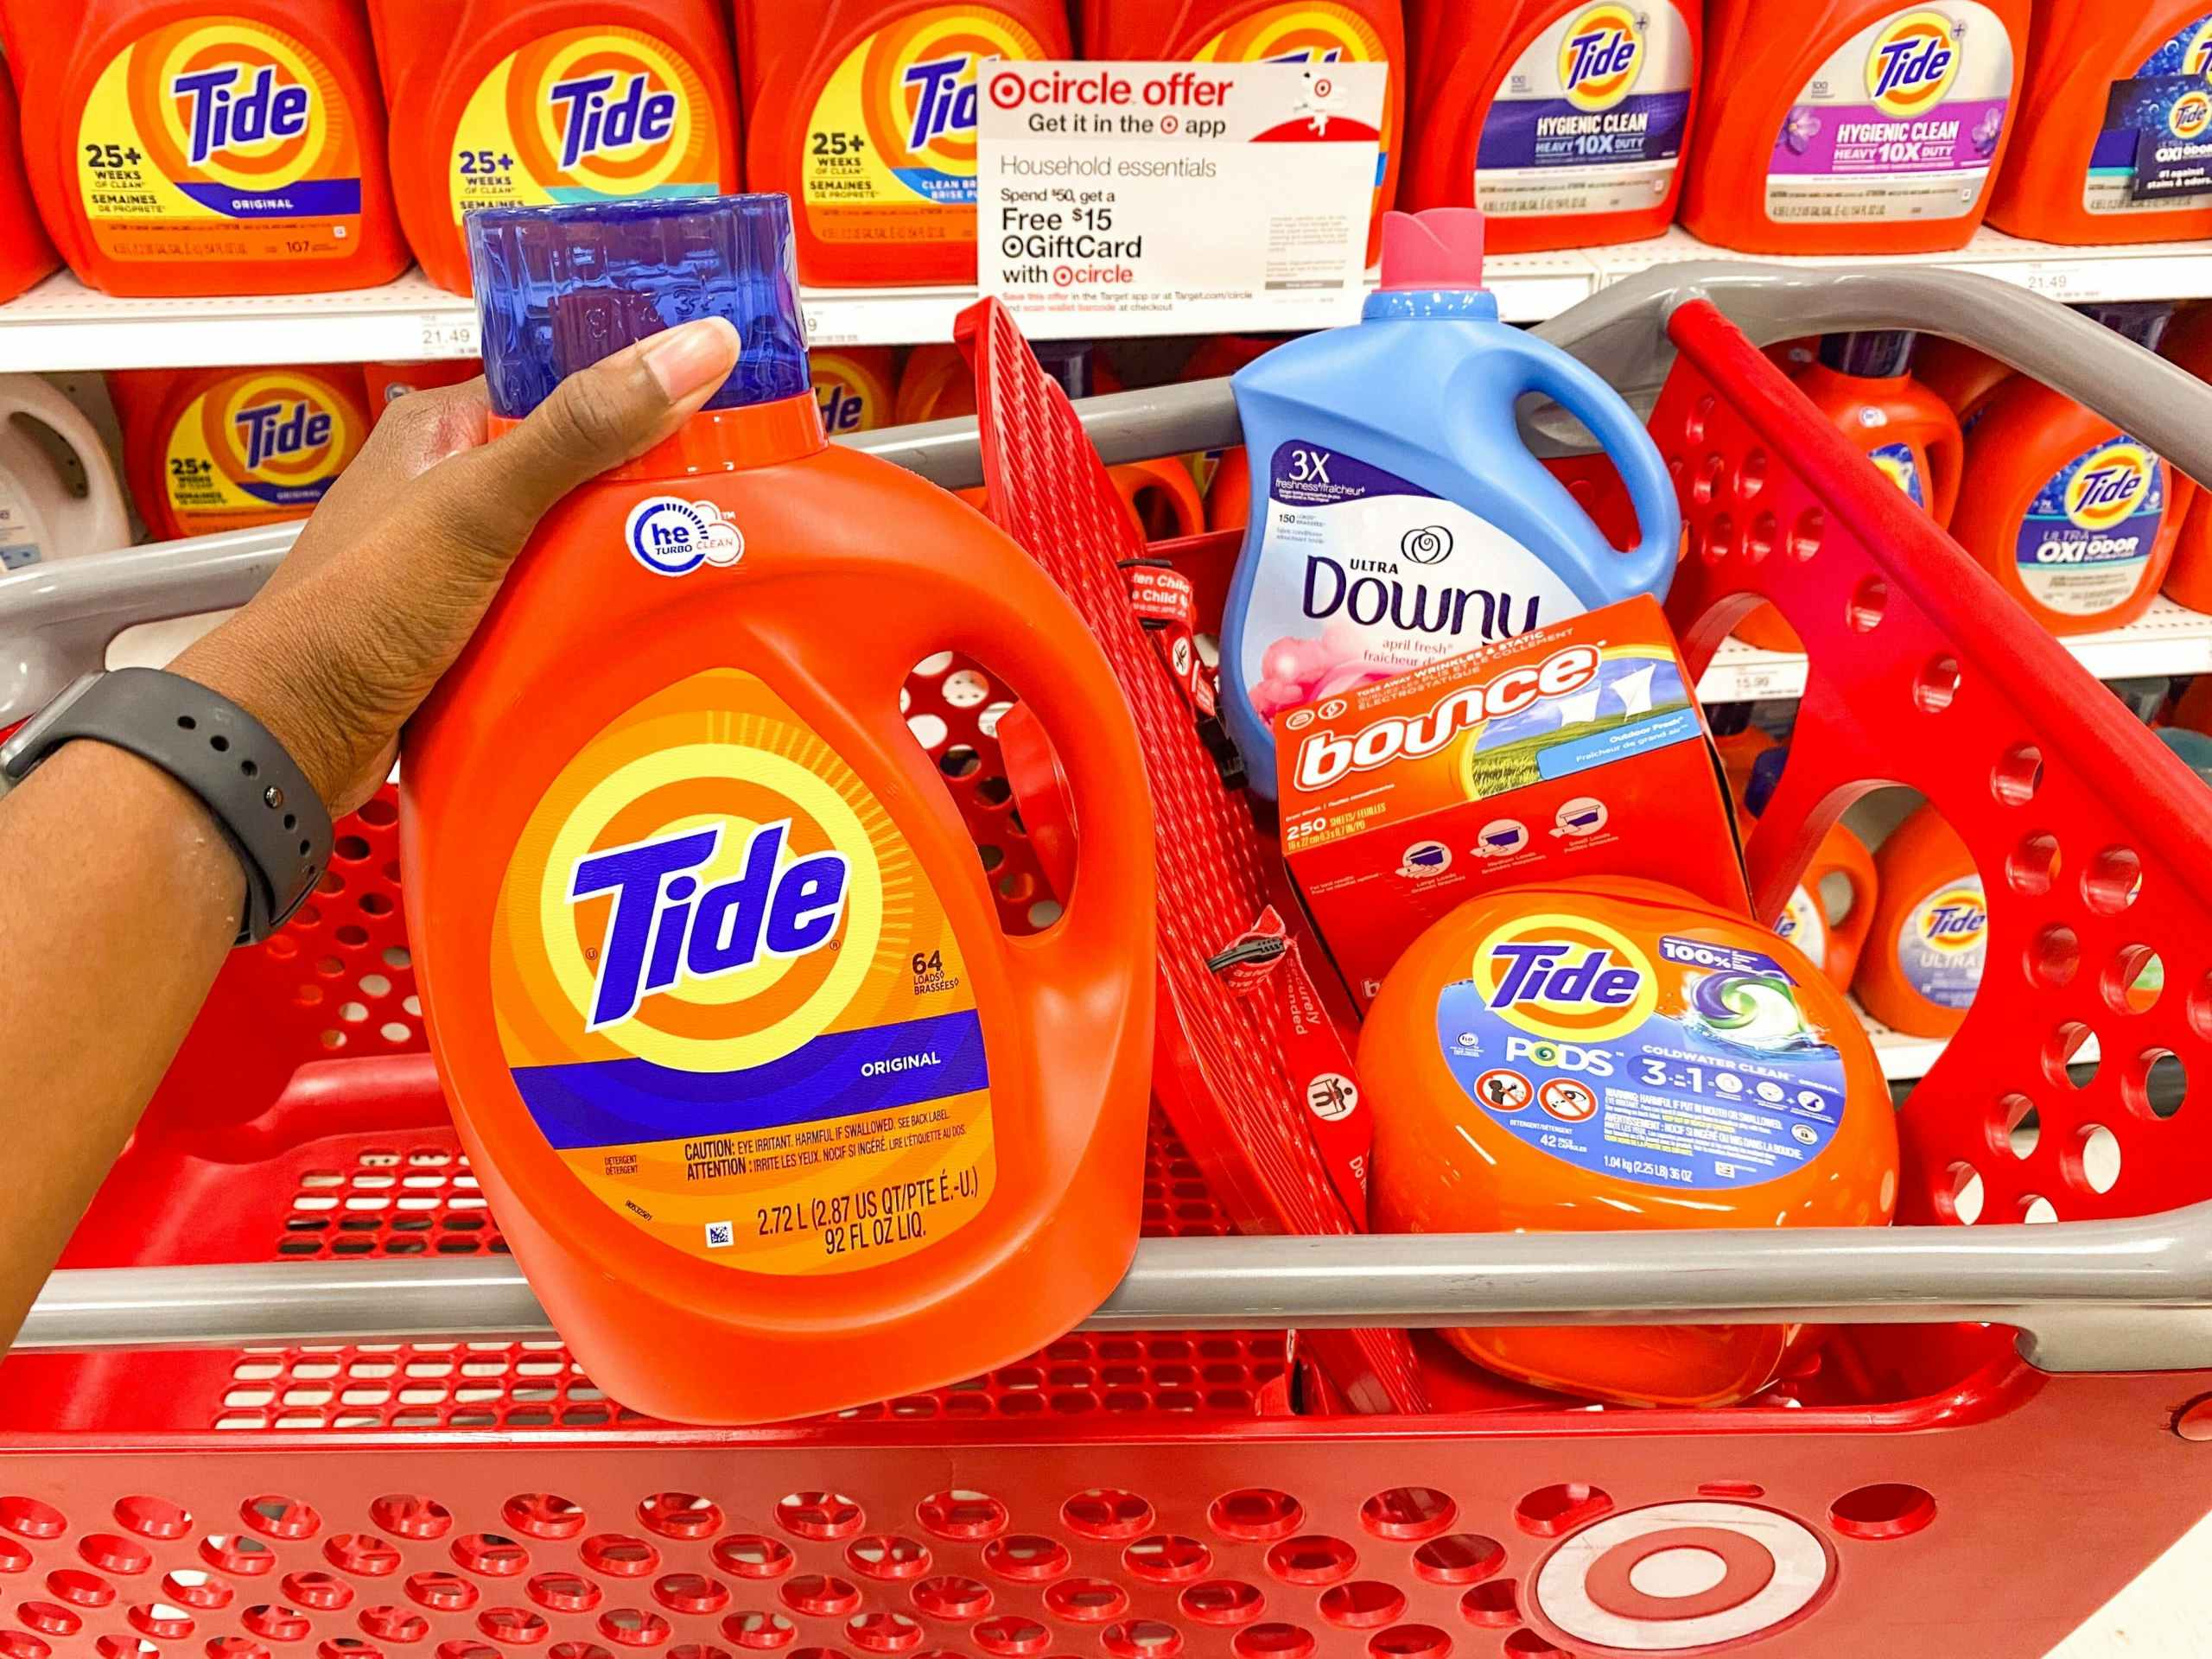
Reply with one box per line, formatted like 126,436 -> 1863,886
976,60 -> 1386,337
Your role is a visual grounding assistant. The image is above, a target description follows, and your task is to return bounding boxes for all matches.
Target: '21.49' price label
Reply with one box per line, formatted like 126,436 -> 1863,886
976,61 -> 1386,336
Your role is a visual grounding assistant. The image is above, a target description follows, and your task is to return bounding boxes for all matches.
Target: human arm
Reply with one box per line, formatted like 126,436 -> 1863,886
0,316 -> 741,1351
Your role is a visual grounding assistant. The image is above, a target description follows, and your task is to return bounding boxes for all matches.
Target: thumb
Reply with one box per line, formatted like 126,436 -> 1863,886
424,315 -> 742,559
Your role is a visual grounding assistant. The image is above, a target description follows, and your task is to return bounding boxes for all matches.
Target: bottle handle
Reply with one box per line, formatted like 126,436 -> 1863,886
851,544 -> 1156,1037
1503,336 -> 1681,599
1827,856 -> 1880,969
0,383 -> 130,558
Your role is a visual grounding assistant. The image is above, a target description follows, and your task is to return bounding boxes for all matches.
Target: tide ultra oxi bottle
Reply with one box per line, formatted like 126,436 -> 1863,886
1986,3 -> 2212,246
1736,331 -> 1963,651
1221,207 -> 1679,797
1363,876 -> 1897,1408
1078,0 -> 1405,264
733,0 -> 1071,286
1912,333 -> 2013,429
365,0 -> 744,296
109,366 -> 372,542
1855,804 -> 1984,1039
1401,0 -> 1700,251
402,196 -> 1157,1426
1951,303 -> 2187,637
0,0 -> 410,296
1680,0 -> 2031,255
0,73 -> 58,304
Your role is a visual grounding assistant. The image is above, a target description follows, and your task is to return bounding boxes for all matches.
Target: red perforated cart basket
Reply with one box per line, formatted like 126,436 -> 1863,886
7,263 -> 2212,1659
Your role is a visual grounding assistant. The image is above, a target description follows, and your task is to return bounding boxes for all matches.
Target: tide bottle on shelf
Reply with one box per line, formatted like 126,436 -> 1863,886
403,195 -> 1157,1424
363,359 -> 484,423
2156,298 -> 2212,614
0,375 -> 130,570
1856,804 -> 1984,1039
1680,0 -> 2031,255
0,0 -> 410,296
1401,0 -> 1701,251
1742,745 -> 1880,991
365,0 -> 743,296
1221,207 -> 1679,796
1985,4 -> 2212,246
811,346 -> 898,435
1079,0 -> 1405,264
1951,302 -> 2187,637
1736,332 -> 1962,651
733,0 -> 1071,286
109,365 -> 372,542
1363,876 -> 1897,1408
0,72 -> 57,304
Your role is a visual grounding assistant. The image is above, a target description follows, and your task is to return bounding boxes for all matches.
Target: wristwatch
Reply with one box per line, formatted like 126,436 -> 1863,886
0,668 -> 334,945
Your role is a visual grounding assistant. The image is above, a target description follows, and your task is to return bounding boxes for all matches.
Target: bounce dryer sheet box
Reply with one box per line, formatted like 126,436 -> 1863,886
1275,596 -> 1749,1007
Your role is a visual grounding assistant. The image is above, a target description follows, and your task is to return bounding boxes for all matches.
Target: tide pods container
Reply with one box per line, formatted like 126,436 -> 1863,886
1363,876 -> 1899,1408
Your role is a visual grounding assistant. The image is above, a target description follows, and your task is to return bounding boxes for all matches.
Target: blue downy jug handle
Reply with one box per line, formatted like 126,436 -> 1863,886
1494,333 -> 1679,601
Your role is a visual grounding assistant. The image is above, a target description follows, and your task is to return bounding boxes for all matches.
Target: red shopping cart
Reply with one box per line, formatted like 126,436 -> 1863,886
6,263 -> 2212,1659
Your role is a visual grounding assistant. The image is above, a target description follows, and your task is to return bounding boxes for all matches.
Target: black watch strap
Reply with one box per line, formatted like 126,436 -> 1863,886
0,668 -> 334,945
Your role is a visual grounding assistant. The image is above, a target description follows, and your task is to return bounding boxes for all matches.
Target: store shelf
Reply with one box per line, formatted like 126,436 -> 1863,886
14,226 -> 2212,370
1695,597 -> 2212,702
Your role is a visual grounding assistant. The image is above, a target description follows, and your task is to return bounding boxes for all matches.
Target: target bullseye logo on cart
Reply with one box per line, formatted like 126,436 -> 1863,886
626,495 -> 744,576
1532,1501 -> 1835,1651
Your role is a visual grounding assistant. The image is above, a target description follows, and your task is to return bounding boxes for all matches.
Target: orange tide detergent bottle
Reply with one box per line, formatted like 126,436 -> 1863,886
1363,876 -> 1897,1408
0,72 -> 58,304
811,346 -> 899,435
1680,0 -> 2031,255
1952,302 -> 2189,637
1402,0 -> 1700,251
1855,804 -> 1983,1039
1737,331 -> 1962,651
0,0 -> 409,296
1078,0 -> 1404,264
109,365 -> 372,542
733,0 -> 1071,287
1985,3 -> 2212,246
365,0 -> 743,296
402,196 -> 1157,1425
2156,299 -> 2212,614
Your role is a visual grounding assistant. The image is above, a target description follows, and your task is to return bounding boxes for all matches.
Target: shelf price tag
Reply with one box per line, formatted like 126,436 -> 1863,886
415,311 -> 480,359
976,60 -> 1385,336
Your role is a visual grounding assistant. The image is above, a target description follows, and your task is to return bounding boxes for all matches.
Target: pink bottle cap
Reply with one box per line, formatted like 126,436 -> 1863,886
1377,208 -> 1487,291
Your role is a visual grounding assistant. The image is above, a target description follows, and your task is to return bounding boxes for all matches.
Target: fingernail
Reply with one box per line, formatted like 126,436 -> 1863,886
639,317 -> 741,401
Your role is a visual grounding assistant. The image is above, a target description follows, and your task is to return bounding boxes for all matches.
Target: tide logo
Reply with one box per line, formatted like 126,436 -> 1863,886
511,32 -> 702,194
171,61 -> 309,167
2173,88 -> 2212,142
146,23 -> 334,188
570,821 -> 851,1032
1917,886 -> 1987,952
202,372 -> 356,498
1475,914 -> 1659,1044
1560,5 -> 1645,111
2187,21 -> 2212,81
233,398 -> 332,471
2065,442 -> 2156,531
550,67 -> 677,169
862,10 -> 1046,175
1864,11 -> 1961,118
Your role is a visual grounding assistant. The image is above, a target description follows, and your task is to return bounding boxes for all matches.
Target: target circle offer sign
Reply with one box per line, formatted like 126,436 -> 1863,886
1532,1502 -> 1833,1651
